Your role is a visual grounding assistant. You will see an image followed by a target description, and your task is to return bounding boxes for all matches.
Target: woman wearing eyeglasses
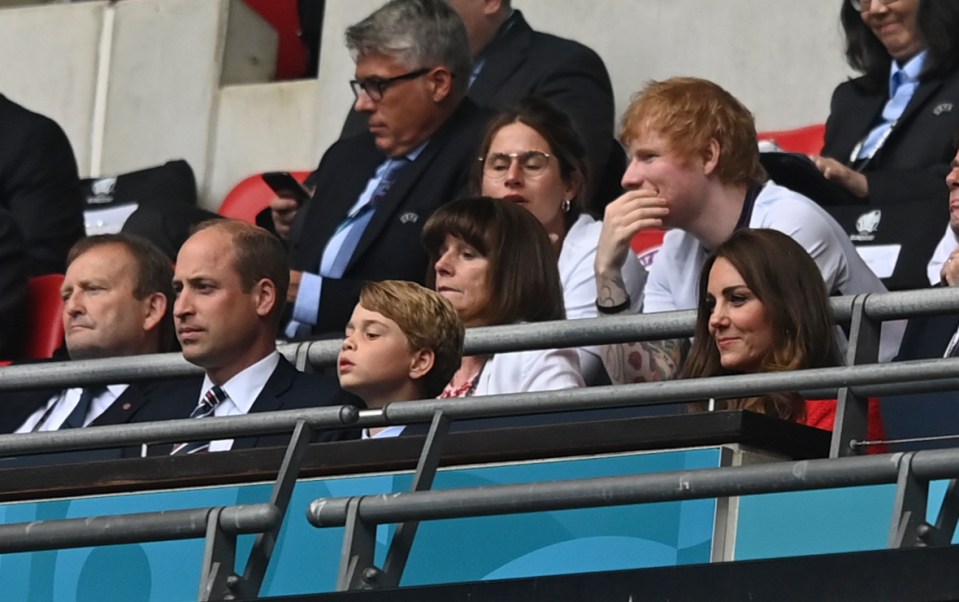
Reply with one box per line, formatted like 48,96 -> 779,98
471,98 -> 647,383
810,0 -> 959,206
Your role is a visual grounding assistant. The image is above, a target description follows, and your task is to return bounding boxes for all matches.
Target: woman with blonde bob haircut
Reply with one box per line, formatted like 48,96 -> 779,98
683,228 -> 883,437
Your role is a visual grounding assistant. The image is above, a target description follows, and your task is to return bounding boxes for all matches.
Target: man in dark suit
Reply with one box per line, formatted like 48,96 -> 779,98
273,0 -> 491,338
883,148 -> 959,448
132,220 -> 357,454
339,0 -> 620,210
0,93 -> 85,276
0,208 -> 27,359
0,233 -> 175,435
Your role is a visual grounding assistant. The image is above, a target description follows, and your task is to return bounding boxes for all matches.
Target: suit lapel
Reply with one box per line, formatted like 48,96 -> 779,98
231,357 -> 296,450
889,76 -> 944,141
0,389 -> 59,434
345,100 -> 478,270
467,11 -> 534,105
302,142 -> 385,272
90,384 -> 152,426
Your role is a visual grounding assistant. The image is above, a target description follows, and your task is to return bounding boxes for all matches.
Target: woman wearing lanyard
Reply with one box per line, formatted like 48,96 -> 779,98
810,0 -> 959,206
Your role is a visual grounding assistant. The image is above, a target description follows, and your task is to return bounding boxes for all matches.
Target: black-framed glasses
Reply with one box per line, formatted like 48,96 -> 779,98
479,151 -> 552,179
849,0 -> 898,11
350,68 -> 432,102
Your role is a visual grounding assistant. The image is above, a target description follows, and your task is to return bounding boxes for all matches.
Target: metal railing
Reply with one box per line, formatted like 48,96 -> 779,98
0,287 -> 958,600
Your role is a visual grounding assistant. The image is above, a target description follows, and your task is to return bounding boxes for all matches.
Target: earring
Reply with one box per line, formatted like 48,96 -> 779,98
561,198 -> 571,213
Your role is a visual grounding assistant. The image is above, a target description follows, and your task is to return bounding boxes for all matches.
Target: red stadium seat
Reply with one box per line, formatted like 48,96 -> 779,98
631,227 -> 666,269
22,274 -> 65,360
757,123 -> 826,155
218,171 -> 311,225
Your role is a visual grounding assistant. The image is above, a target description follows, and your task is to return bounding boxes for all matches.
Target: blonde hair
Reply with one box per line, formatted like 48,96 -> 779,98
359,280 -> 464,397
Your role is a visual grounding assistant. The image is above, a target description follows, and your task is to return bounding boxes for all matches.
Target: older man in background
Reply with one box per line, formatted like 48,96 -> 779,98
274,0 -> 491,338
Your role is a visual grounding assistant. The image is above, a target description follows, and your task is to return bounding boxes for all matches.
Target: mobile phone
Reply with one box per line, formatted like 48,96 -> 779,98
261,172 -> 312,204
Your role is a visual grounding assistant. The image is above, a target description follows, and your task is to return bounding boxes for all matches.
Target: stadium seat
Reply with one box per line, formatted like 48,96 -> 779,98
22,274 -> 65,360
217,171 -> 311,225
757,123 -> 826,155
631,227 -> 666,268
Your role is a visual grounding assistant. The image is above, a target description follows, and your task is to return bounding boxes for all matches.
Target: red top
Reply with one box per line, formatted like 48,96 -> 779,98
805,398 -> 886,454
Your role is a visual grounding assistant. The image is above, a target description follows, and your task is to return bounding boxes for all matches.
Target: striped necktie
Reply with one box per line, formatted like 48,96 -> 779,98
169,385 -> 227,455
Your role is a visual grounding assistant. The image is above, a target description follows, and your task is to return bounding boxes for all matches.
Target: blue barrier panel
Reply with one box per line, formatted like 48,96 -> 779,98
0,448 -> 721,600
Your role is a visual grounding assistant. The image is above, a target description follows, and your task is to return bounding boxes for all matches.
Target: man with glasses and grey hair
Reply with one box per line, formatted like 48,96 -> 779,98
273,0 -> 491,339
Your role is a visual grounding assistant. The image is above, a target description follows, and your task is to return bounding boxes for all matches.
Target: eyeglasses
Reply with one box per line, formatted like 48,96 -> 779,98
479,151 -> 552,179
848,0 -> 898,11
350,68 -> 431,102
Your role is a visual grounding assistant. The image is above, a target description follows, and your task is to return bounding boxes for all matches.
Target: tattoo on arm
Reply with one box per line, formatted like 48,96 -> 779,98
597,275 -> 629,311
602,338 -> 687,384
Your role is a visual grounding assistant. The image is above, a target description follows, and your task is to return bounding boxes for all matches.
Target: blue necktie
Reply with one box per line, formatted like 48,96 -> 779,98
325,157 -> 410,278
61,386 -> 105,429
170,385 -> 227,455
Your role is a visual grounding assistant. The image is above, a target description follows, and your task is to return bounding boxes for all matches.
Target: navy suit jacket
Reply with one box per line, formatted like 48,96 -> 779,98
0,94 -> 85,276
820,69 -> 959,289
0,381 -> 163,435
0,381 -> 164,466
130,355 -> 361,453
822,68 -> 959,208
340,11 -> 620,210
290,98 -> 491,337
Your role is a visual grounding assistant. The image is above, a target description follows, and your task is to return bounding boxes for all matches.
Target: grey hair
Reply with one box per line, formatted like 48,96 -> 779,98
345,0 -> 472,96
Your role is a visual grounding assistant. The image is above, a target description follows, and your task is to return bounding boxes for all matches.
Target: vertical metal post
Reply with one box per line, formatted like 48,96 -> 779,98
197,507 -> 238,601
832,295 -> 877,457
889,453 -> 930,548
336,497 -> 378,591
379,411 -> 451,587
233,419 -> 314,598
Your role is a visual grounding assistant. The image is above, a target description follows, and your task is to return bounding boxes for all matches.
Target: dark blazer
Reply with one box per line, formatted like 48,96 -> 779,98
131,355 -> 361,453
820,69 -> 959,289
0,94 -> 85,276
0,381 -> 162,435
883,308 -> 959,449
0,208 -> 26,358
341,11 -> 620,210
0,381 -> 164,466
822,69 -> 959,208
290,98 -> 492,337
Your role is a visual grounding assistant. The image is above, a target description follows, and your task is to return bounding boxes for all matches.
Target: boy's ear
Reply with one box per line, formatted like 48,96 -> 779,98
408,348 -> 435,381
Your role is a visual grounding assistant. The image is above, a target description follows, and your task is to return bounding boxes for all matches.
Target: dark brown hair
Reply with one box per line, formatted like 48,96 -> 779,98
470,97 -> 590,229
682,229 -> 843,421
422,196 -> 566,325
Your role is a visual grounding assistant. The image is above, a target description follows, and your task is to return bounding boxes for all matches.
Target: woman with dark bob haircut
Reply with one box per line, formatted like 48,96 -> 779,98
471,97 -> 646,383
682,229 -> 884,437
422,196 -> 583,397
810,0 -> 959,209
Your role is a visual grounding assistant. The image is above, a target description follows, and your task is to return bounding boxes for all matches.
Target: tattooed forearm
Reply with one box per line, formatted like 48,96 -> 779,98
602,338 -> 687,384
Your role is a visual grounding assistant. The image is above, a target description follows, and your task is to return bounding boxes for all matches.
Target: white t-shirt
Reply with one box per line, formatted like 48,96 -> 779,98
642,181 -> 904,361
559,213 -> 647,382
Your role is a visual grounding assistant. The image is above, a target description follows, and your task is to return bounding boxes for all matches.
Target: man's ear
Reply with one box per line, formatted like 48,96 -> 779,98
702,138 -> 721,176
409,348 -> 436,381
141,292 -> 168,332
252,278 -> 278,318
427,67 -> 455,103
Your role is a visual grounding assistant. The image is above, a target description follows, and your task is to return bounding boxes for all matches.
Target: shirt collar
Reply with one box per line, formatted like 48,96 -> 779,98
891,50 -> 927,89
200,350 -> 280,415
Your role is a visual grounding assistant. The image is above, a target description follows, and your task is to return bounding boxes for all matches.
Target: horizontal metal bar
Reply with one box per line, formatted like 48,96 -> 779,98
0,405 -> 359,457
863,287 -> 959,321
0,503 -> 278,554
366,358 -> 959,425
309,449 -> 959,528
0,293 -> 865,391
